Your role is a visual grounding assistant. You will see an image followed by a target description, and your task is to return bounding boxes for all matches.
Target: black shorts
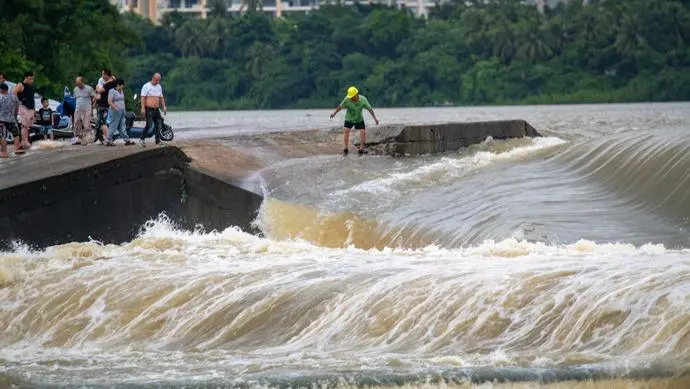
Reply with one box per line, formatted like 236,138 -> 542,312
1,121 -> 19,138
344,121 -> 365,130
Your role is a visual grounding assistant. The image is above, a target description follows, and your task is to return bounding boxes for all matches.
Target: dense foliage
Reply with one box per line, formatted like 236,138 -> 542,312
0,0 -> 138,97
3,0 -> 690,109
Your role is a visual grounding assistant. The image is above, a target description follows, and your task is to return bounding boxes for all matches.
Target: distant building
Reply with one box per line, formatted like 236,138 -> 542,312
112,0 -> 446,22
113,0 -> 582,24
525,0 -> 588,13
111,0 -> 161,21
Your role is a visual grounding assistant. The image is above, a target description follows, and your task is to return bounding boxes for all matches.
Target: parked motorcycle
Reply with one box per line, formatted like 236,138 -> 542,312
90,94 -> 174,142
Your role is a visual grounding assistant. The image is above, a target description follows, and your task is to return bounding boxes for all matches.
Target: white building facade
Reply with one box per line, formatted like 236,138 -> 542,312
113,0 -> 578,24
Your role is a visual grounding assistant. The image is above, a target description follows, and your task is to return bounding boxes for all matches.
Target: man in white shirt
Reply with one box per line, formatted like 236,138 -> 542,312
139,72 -> 167,147
72,76 -> 95,145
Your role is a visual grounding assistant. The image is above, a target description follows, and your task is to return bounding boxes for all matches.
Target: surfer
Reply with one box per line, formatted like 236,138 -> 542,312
330,86 -> 379,155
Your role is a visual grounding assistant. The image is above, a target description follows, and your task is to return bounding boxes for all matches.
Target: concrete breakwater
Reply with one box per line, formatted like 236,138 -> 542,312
355,119 -> 541,156
0,120 -> 540,249
0,146 -> 263,250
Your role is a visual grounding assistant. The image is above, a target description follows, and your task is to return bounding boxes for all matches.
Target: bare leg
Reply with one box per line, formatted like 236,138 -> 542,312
0,138 -> 7,157
343,128 -> 350,151
14,134 -> 21,153
21,126 -> 30,148
360,129 -> 366,151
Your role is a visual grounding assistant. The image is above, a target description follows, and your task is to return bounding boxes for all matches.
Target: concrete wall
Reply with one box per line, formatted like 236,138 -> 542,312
180,166 -> 264,235
0,147 -> 263,250
353,120 -> 541,156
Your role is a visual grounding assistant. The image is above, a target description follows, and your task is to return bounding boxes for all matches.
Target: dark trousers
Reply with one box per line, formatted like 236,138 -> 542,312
143,107 -> 162,144
95,106 -> 108,142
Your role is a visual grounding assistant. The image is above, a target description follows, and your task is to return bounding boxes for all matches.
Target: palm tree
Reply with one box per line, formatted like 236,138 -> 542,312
516,22 -> 554,62
576,7 -> 607,44
207,17 -> 230,58
663,2 -> 689,49
459,8 -> 493,57
175,20 -> 207,57
614,12 -> 646,58
207,0 -> 230,18
490,21 -> 517,63
245,42 -> 276,78
547,16 -> 577,56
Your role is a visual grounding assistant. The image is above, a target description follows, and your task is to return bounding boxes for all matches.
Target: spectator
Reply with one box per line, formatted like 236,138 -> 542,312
106,79 -> 134,146
95,69 -> 116,143
97,68 -> 109,88
12,71 -> 36,150
73,76 -> 95,145
35,97 -> 54,141
139,73 -> 167,147
0,83 -> 22,157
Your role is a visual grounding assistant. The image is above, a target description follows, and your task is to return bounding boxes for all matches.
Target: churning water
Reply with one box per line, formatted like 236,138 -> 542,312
2,103 -> 690,388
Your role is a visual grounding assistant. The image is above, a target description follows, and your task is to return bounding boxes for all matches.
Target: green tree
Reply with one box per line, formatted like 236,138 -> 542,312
175,20 -> 208,57
614,11 -> 646,58
208,0 -> 230,18
516,23 -> 554,62
245,42 -> 276,78
490,20 -> 518,64
0,0 -> 138,96
7,0 -> 677,110
362,10 -> 415,59
207,18 -> 232,59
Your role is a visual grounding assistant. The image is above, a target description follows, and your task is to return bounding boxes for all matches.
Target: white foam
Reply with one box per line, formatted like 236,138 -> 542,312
31,139 -> 67,150
2,217 -> 689,380
331,137 -> 568,199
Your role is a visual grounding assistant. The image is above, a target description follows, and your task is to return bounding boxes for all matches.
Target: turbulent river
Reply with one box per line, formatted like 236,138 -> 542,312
2,103 -> 690,388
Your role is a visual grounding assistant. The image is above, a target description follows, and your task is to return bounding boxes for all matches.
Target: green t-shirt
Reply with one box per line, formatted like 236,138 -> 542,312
340,95 -> 372,123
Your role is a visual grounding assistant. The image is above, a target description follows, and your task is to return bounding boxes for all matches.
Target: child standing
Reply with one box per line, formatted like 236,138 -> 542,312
36,97 -> 54,141
0,83 -> 22,157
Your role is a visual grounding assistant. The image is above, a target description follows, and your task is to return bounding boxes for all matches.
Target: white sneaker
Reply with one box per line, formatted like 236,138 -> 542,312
139,139 -> 146,148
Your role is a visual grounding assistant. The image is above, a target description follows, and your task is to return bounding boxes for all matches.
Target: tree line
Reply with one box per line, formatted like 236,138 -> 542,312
3,0 -> 690,110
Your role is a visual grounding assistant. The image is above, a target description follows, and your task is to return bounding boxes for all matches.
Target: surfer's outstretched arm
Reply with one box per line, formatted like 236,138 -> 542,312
330,105 -> 342,119
367,108 -> 379,125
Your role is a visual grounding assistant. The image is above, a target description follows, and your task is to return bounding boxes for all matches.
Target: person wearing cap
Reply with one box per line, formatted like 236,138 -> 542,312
330,86 -> 379,155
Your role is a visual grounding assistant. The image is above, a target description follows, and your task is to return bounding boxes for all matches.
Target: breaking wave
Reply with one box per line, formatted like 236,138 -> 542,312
3,111 -> 690,387
256,133 -> 690,250
2,217 -> 690,387
551,132 -> 690,225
